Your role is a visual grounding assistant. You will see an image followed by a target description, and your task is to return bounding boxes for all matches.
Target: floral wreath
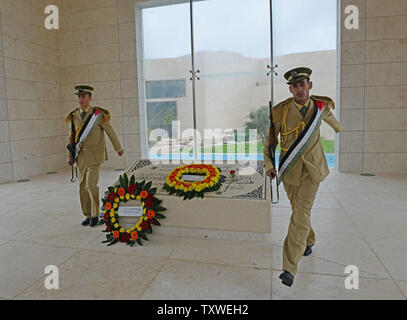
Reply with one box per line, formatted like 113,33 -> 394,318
162,163 -> 226,200
99,173 -> 166,246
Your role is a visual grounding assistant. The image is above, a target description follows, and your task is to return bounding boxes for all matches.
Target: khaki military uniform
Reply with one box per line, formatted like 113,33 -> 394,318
264,95 -> 344,276
66,106 -> 122,218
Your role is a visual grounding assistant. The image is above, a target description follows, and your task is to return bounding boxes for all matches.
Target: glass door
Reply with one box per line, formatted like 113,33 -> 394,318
272,0 -> 338,168
142,2 -> 193,161
192,0 -> 272,162
140,0 -> 337,166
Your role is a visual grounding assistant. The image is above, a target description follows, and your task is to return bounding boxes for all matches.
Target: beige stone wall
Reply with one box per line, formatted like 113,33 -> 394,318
0,0 -> 143,183
58,0 -> 141,171
0,10 -> 12,183
0,0 -> 63,183
0,0 -> 141,183
339,0 -> 407,173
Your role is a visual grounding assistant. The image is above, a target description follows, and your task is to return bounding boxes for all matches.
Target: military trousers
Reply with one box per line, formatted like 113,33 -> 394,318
282,166 -> 319,276
77,163 -> 100,218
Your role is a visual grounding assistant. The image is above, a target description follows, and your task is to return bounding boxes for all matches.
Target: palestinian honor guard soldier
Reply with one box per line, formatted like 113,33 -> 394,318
264,67 -> 344,287
66,85 -> 124,227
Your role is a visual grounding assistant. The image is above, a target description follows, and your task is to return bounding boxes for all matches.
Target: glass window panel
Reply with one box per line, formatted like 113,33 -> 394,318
146,101 -> 178,138
146,80 -> 186,99
192,0 -> 271,160
272,0 -> 338,168
141,2 -> 193,159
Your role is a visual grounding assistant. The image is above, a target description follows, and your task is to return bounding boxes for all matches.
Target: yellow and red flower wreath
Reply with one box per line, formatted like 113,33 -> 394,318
99,173 -> 166,246
163,164 -> 226,200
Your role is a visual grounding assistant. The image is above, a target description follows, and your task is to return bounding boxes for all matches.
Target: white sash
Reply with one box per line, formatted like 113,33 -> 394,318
74,110 -> 102,161
277,102 -> 326,185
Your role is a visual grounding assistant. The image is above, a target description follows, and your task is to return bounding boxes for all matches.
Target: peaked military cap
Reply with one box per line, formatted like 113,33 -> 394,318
75,85 -> 94,96
284,67 -> 312,85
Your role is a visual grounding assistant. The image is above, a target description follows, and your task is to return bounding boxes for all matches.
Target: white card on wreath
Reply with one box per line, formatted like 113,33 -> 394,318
118,206 -> 143,217
181,175 -> 205,182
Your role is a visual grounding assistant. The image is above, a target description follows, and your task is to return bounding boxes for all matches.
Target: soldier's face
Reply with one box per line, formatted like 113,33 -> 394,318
78,94 -> 92,109
289,80 -> 313,104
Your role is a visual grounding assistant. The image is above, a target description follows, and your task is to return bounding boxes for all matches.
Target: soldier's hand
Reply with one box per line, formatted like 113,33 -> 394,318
266,168 -> 277,180
117,149 -> 124,157
67,156 -> 74,166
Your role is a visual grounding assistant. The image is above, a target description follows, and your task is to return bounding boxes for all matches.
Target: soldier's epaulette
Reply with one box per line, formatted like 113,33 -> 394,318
94,106 -> 111,122
65,109 -> 78,123
269,97 -> 292,120
273,97 -> 292,110
311,95 -> 335,110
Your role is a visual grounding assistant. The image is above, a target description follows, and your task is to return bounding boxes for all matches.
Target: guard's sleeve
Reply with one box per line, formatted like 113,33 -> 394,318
100,115 -> 123,152
66,113 -> 73,158
263,109 -> 281,172
323,102 -> 344,133
263,133 -> 274,172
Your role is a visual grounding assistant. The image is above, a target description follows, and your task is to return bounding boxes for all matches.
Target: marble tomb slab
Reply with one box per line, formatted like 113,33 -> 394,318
112,160 -> 272,235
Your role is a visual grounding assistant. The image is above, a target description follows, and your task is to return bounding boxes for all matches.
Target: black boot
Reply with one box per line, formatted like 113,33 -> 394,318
81,218 -> 90,226
90,217 -> 99,227
279,271 -> 294,287
303,244 -> 314,256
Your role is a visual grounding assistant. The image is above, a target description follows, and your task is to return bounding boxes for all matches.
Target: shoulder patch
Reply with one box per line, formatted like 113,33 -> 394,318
95,106 -> 111,122
311,95 -> 335,110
